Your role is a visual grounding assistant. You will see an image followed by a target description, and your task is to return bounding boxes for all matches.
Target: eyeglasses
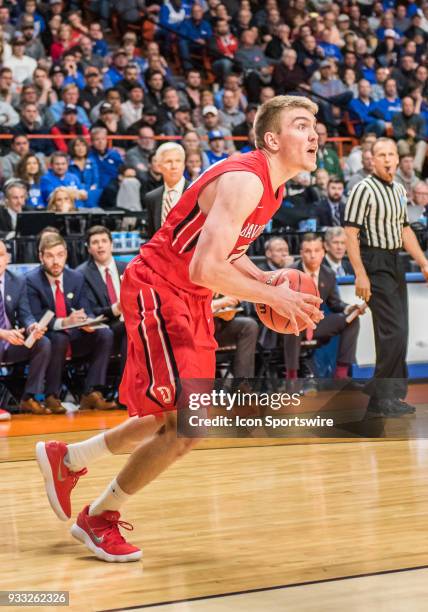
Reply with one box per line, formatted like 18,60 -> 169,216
86,73 -> 99,77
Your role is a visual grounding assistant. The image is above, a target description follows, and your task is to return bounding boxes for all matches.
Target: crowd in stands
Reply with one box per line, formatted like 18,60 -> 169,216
0,0 -> 427,419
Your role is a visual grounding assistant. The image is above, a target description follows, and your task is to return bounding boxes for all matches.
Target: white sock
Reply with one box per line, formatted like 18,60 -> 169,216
64,433 -> 111,471
89,478 -> 131,516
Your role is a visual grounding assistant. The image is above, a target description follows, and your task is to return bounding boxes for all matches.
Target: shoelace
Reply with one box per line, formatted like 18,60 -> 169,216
70,467 -> 88,490
99,515 -> 134,544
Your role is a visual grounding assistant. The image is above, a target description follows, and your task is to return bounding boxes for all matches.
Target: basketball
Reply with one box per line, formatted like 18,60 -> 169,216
255,269 -> 319,333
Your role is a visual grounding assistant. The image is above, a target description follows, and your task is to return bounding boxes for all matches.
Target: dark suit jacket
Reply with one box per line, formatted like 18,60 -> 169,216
315,198 -> 346,228
77,258 -> 127,322
323,256 -> 354,276
144,180 -> 190,238
0,208 -> 14,234
2,269 -> 35,329
26,266 -> 93,331
295,261 -> 347,313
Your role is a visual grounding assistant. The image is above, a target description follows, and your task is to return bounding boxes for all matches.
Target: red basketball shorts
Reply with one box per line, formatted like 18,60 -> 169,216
119,257 -> 217,417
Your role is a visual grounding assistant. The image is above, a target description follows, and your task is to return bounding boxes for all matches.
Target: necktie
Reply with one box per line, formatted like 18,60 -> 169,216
162,189 -> 178,224
55,280 -> 71,357
105,268 -> 118,305
306,273 -> 318,342
0,281 -> 7,331
332,204 -> 341,226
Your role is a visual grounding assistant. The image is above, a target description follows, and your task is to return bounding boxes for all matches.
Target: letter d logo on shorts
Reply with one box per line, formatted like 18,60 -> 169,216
156,386 -> 173,405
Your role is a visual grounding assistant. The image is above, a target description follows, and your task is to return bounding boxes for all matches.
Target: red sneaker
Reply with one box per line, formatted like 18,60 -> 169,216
0,409 -> 11,421
71,505 -> 142,562
35,441 -> 87,521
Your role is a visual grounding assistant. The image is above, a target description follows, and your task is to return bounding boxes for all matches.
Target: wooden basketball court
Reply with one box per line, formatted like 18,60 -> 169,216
1,384 -> 428,611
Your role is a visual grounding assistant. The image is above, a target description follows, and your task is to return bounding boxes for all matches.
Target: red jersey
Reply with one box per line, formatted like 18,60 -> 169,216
137,149 -> 285,296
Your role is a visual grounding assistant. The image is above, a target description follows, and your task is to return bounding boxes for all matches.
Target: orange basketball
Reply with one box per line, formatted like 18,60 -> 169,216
255,269 -> 319,334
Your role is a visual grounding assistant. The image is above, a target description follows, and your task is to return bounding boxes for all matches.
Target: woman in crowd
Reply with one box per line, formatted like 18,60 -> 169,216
184,151 -> 204,182
16,153 -> 45,209
47,187 -> 76,212
182,130 -> 209,169
68,137 -> 101,208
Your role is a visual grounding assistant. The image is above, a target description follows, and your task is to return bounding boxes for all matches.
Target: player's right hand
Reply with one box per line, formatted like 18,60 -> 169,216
270,283 -> 324,336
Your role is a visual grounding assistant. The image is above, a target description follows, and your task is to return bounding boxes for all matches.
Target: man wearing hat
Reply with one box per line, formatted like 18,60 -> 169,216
48,83 -> 91,128
4,35 -> 37,85
206,130 -> 229,166
103,49 -> 129,90
21,16 -> 45,60
50,104 -> 90,152
196,105 -> 235,153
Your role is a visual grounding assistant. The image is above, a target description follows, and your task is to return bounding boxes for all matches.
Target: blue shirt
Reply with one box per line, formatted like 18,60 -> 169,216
40,170 -> 86,207
179,17 -> 212,42
88,149 -> 123,190
206,150 -> 228,166
48,102 -> 91,128
63,71 -> 86,90
373,97 -> 402,121
349,97 -> 377,124
27,182 -> 44,209
103,66 -> 125,90
318,42 -> 342,62
93,40 -> 109,57
69,158 -> 102,208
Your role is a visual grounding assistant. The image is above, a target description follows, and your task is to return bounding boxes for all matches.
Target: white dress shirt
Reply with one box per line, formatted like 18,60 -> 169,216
161,176 -> 186,224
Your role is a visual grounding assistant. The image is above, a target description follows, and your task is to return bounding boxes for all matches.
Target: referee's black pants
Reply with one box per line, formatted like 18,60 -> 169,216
362,247 -> 408,400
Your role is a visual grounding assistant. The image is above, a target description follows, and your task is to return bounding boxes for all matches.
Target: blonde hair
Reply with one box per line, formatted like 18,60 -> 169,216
47,187 -> 76,212
39,233 -> 67,254
254,95 -> 318,150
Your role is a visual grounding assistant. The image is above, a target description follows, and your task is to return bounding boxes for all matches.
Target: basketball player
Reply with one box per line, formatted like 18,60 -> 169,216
36,96 -> 323,562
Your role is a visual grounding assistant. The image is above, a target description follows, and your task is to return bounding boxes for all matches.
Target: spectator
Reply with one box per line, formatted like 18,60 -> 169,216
103,48 -> 129,90
296,34 -> 324,77
311,59 -> 353,129
392,96 -> 427,173
214,73 -> 248,112
32,67 -> 58,110
178,3 -> 213,71
120,85 -> 144,130
206,130 -> 229,165
20,16 -> 45,60
283,234 -> 362,381
323,227 -> 354,276
78,225 -> 127,375
116,63 -> 143,101
26,233 -> 116,411
144,70 -> 166,109
396,154 -> 420,197
139,151 -> 163,198
50,23 -> 76,62
218,89 -> 245,130
184,150 -> 204,181
407,181 -> 428,224
161,105 -> 194,137
40,151 -> 88,207
0,240 -> 52,417
347,150 -> 374,192
0,182 -> 27,234
313,168 -> 329,200
47,186 -> 76,212
79,67 -> 104,115
343,132 -> 377,181
50,104 -> 90,153
315,122 -> 343,177
234,29 -> 273,103
88,127 -> 123,191
4,35 -> 37,86
0,68 -> 17,106
125,126 -> 156,182
265,23 -> 292,60
1,133 -> 46,181
272,48 -> 307,95
61,52 -> 85,90
91,89 -> 123,125
372,78 -> 402,128
144,142 -> 188,237
232,103 -> 257,151
12,102 -> 52,155
16,153 -> 45,209
0,97 -> 19,127
178,69 -> 202,111
181,130 -> 209,169
48,84 -> 91,129
315,176 -> 346,228
78,36 -> 104,72
209,18 -> 239,81
349,79 -> 386,136
196,105 -> 235,153
262,237 -> 295,271
68,137 -> 101,208
99,164 -> 141,211
88,22 -> 109,57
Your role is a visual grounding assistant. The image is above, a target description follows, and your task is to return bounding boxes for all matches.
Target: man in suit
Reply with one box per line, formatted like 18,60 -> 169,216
284,233 -> 363,380
323,227 -> 354,276
315,176 -> 346,228
26,233 -> 117,411
78,225 -> 127,375
144,142 -> 189,238
0,240 -> 52,417
0,182 -> 27,235
260,236 -> 295,272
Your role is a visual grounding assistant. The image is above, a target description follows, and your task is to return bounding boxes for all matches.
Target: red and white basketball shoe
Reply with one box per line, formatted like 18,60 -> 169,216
71,505 -> 142,562
0,409 -> 11,420
36,441 -> 87,521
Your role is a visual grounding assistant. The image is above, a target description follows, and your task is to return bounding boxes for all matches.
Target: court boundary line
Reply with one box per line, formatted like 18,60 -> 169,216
98,563 -> 428,611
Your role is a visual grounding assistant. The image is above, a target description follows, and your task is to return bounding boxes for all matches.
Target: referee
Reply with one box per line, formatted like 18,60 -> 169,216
344,138 -> 428,416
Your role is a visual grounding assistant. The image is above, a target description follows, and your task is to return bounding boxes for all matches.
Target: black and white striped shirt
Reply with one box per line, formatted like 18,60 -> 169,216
344,174 -> 409,250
